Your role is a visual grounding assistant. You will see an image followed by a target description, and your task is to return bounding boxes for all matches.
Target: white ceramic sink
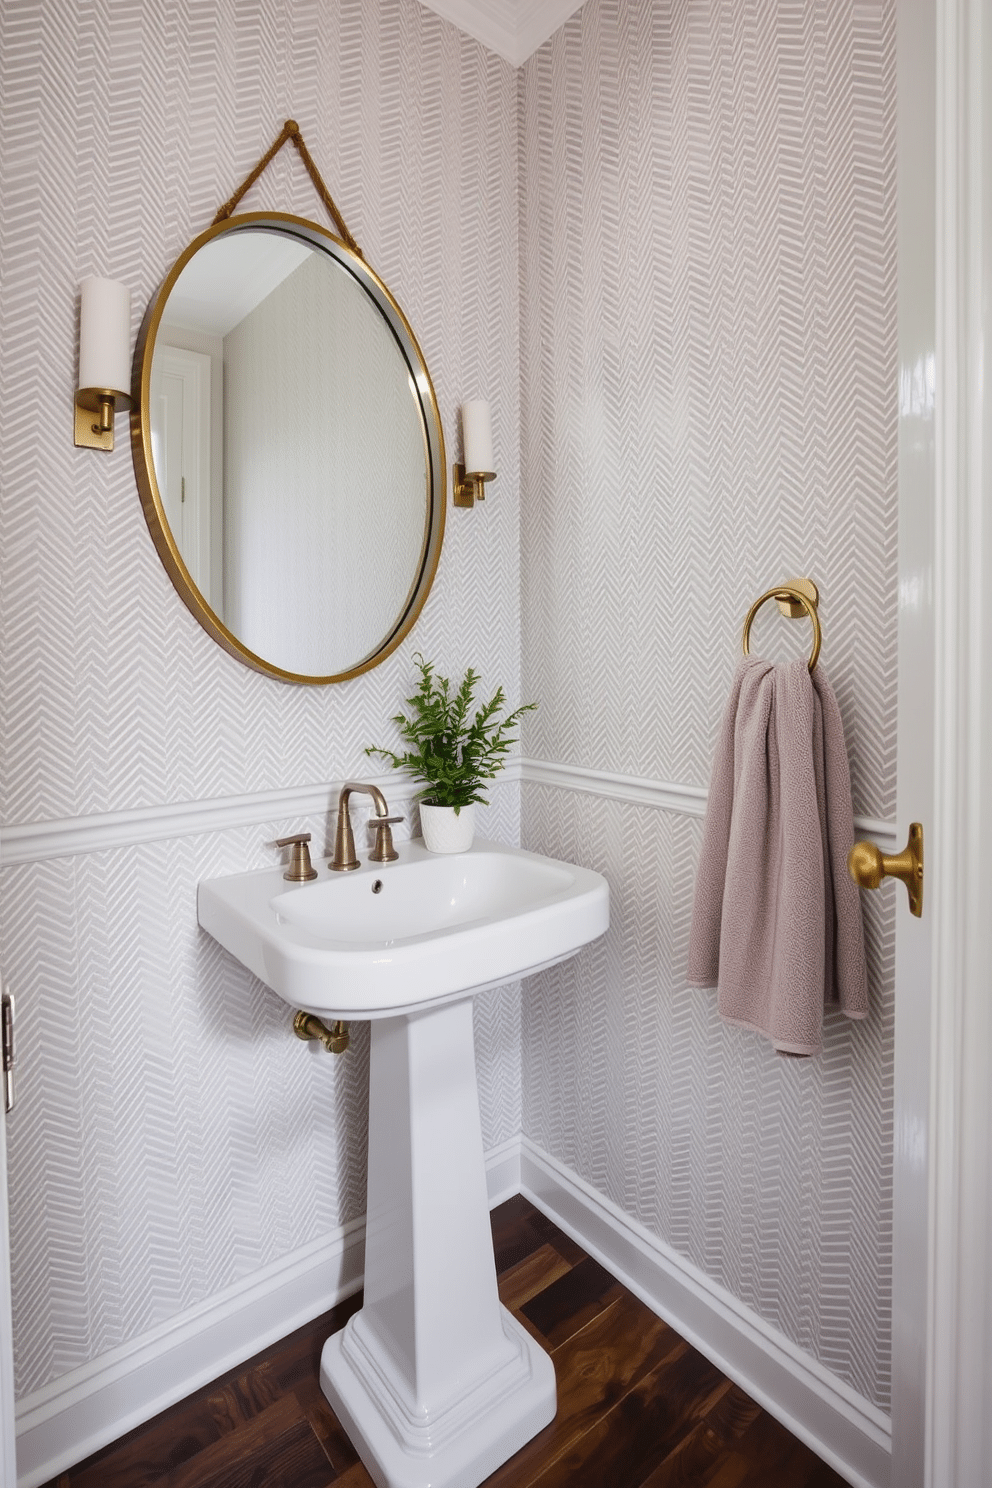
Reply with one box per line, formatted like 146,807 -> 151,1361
198,833 -> 609,1488
197,837 -> 608,1018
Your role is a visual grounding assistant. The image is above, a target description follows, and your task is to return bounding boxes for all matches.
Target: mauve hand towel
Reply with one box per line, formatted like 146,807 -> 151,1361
686,656 -> 868,1055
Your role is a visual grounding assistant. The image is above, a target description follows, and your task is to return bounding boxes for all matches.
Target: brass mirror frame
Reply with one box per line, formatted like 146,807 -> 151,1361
130,211 -> 446,684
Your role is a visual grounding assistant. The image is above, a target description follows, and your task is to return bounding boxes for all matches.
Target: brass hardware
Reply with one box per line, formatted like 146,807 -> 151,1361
330,781 -> 394,871
213,120 -> 363,259
275,832 -> 318,882
453,463 -> 497,509
2,990 -> 15,1114
293,1010 -> 350,1055
742,577 -> 822,673
368,815 -> 403,863
848,822 -> 924,918
74,387 -> 133,451
774,576 -> 819,618
130,208 -> 446,686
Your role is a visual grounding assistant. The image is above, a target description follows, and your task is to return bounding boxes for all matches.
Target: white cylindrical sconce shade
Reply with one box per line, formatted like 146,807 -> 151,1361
461,399 -> 494,475
78,276 -> 131,395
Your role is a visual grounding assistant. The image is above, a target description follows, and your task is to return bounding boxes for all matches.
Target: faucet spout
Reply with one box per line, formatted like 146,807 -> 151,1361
330,781 -> 392,871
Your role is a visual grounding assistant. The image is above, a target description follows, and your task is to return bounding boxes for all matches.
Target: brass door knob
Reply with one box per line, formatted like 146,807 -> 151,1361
848,822 -> 924,918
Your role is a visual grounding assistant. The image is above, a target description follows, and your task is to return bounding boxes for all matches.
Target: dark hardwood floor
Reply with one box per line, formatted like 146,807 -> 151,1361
45,1197 -> 850,1488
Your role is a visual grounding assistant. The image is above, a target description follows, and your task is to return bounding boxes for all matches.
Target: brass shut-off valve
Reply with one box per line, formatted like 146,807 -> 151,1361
294,1010 -> 349,1054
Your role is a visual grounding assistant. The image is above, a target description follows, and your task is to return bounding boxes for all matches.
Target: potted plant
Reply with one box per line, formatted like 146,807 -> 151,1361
366,655 -> 536,853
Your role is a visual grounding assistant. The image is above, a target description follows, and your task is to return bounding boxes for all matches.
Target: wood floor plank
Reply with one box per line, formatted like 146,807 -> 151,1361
62,1392 -> 229,1487
498,1242 -> 575,1313
519,1254 -> 626,1348
699,1382 -> 764,1447
291,1375 -> 363,1473
206,1359 -> 284,1435
525,1209 -> 587,1268
635,1419 -> 752,1488
161,1395 -> 334,1488
262,1292 -> 362,1390
730,1408 -> 848,1486
48,1198 -> 849,1488
482,1291 -> 684,1487
520,1336 -> 729,1488
327,1461 -> 376,1487
490,1197 -> 585,1275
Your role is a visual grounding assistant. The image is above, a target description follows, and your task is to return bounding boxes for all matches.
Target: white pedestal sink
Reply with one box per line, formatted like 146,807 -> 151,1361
198,838 -> 609,1488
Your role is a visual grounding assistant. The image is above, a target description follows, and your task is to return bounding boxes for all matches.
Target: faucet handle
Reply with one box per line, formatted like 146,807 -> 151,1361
275,832 -> 318,882
368,814 -> 403,863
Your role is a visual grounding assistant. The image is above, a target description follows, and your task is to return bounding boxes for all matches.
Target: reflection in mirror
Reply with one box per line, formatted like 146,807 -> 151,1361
137,217 -> 442,682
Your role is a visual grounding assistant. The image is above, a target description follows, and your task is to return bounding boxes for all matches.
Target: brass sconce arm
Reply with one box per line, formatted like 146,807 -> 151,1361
453,464 -> 497,508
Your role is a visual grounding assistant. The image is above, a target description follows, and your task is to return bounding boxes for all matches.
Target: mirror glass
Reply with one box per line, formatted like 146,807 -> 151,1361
132,214 -> 445,682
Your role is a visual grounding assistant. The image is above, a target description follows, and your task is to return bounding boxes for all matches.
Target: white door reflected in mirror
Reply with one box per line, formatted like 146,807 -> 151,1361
150,344 -> 214,605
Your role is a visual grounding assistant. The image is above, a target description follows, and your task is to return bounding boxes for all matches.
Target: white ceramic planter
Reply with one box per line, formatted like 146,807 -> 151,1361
419,801 -> 475,854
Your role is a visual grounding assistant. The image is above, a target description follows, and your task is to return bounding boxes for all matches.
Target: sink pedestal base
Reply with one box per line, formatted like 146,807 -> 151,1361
320,999 -> 556,1488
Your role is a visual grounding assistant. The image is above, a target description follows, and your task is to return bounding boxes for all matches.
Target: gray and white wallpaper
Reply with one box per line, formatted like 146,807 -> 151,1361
1,0 -> 899,1436
519,0 -> 897,1409
0,0 -> 522,1400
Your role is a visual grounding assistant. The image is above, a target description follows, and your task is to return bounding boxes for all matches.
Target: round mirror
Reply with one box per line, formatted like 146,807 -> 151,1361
131,212 -> 445,683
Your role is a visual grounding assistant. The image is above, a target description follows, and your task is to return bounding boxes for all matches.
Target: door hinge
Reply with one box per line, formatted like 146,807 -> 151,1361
2,991 -> 14,1114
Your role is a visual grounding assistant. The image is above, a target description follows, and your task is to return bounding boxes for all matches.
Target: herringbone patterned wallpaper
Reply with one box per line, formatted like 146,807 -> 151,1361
0,0 -> 523,1398
1,0 -> 899,1426
519,0 -> 897,1407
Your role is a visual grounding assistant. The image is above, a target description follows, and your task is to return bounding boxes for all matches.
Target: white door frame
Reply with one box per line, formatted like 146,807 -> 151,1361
925,0 -> 992,1482
892,4 -> 938,1482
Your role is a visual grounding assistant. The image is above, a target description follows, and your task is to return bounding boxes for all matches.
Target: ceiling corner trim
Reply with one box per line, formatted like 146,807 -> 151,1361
415,0 -> 586,67
514,0 -> 586,63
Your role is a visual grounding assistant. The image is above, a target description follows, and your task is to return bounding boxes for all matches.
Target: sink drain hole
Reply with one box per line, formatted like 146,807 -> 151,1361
372,879 -> 384,894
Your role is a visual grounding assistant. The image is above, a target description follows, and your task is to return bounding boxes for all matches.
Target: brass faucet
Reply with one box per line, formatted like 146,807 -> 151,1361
330,782 -> 403,871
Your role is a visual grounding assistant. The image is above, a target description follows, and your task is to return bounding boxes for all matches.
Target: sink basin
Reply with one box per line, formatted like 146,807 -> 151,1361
198,837 -> 608,1018
198,833 -> 609,1488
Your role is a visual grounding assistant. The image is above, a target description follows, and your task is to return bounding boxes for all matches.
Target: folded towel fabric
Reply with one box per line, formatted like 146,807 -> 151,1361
687,655 -> 868,1055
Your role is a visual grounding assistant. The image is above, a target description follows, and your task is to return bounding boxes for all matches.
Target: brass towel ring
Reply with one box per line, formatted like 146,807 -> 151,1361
742,584 -> 822,673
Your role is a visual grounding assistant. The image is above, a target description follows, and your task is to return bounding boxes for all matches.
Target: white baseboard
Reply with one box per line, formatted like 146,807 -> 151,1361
519,1137 -> 891,1488
15,1135 -> 888,1488
14,1140 -> 521,1488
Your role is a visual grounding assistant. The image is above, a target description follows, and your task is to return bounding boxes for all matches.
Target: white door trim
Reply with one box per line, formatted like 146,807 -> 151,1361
892,2 -> 938,1479
926,0 -> 992,1481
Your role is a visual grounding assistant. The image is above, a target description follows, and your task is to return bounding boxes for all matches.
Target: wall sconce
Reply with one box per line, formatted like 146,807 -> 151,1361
453,399 -> 497,508
74,277 -> 133,451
